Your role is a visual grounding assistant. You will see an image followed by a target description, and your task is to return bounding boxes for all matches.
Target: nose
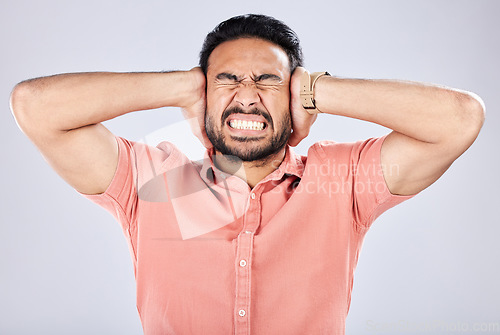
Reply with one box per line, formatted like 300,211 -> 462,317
234,81 -> 260,108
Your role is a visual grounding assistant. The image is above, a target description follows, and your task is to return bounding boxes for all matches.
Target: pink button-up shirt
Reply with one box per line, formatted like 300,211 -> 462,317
83,135 -> 413,335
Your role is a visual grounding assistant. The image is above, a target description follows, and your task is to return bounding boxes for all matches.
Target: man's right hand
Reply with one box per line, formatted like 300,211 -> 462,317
180,67 -> 211,149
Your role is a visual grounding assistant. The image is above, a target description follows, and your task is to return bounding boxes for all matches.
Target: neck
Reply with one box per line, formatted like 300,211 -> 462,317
213,148 -> 286,189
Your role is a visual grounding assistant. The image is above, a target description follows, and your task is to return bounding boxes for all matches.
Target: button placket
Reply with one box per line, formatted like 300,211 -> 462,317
234,225 -> 255,334
234,189 -> 261,334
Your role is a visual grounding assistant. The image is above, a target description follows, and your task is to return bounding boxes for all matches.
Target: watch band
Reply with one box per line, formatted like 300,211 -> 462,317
300,71 -> 330,114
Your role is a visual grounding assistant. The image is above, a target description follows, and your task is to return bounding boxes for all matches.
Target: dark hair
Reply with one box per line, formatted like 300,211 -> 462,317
199,14 -> 304,74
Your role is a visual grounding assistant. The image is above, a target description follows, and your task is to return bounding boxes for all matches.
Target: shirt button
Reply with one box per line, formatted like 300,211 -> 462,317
250,193 -> 256,199
238,309 -> 246,317
239,259 -> 247,267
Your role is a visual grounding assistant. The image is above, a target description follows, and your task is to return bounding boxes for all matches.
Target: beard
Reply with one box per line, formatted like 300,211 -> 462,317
205,106 -> 291,162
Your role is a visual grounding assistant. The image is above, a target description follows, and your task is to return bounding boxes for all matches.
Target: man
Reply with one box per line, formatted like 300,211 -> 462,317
10,14 -> 484,335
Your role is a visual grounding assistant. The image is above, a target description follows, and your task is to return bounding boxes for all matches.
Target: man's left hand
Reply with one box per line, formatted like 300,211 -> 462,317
288,67 -> 317,147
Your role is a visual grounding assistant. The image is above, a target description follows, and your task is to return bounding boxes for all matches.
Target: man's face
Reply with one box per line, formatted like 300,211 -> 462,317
205,38 -> 292,162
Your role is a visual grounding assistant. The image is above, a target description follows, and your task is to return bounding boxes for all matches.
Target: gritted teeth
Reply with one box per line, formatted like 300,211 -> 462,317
229,120 -> 265,131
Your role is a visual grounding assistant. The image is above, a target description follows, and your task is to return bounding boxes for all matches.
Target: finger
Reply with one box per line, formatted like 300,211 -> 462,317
194,124 -> 213,149
288,129 -> 305,147
199,130 -> 213,149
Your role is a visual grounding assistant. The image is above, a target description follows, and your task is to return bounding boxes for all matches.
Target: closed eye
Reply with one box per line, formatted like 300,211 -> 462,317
254,74 -> 283,86
214,72 -> 283,88
215,73 -> 241,85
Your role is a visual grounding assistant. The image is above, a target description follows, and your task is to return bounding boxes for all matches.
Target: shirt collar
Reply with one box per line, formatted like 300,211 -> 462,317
275,145 -> 305,179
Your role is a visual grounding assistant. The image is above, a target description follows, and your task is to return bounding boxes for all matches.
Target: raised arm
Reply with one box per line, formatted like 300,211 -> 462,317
289,67 -> 485,196
10,68 -> 206,195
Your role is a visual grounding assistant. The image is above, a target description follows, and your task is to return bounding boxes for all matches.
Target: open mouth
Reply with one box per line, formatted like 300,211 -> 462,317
228,120 -> 266,131
225,113 -> 269,133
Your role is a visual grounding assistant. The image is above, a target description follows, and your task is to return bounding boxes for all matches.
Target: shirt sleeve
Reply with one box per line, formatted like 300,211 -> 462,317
312,135 -> 416,230
79,136 -> 139,233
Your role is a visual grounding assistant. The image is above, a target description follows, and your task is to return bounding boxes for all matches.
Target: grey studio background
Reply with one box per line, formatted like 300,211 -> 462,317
1,0 -> 499,334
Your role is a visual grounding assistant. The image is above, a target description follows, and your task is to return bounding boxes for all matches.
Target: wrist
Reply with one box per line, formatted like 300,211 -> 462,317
300,71 -> 330,114
311,75 -> 332,114
172,69 -> 206,109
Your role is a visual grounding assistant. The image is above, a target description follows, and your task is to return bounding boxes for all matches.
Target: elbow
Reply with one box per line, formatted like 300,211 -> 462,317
446,91 -> 485,151
459,91 -> 485,138
10,80 -> 40,134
